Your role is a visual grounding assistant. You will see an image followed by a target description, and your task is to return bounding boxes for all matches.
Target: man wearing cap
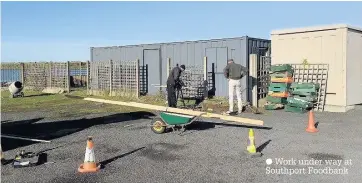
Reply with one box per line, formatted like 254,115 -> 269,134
223,59 -> 247,114
166,64 -> 186,108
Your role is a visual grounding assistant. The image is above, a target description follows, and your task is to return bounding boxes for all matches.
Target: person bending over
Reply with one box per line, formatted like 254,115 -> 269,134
166,64 -> 186,107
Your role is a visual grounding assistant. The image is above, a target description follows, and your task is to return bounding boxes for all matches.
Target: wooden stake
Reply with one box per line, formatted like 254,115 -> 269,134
2,134 -> 51,143
136,59 -> 140,98
203,57 -> 208,81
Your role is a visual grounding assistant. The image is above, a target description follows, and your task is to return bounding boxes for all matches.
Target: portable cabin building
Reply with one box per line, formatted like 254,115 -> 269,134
271,24 -> 362,112
90,36 -> 270,101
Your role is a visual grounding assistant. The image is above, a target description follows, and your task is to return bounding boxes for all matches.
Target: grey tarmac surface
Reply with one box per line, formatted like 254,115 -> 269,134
1,106 -> 362,183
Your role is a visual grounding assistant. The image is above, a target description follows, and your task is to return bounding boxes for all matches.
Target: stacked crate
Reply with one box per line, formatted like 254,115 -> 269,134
264,64 -> 294,110
285,83 -> 320,113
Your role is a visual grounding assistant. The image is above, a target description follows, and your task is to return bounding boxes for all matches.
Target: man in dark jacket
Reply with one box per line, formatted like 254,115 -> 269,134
223,59 -> 247,114
166,64 -> 186,107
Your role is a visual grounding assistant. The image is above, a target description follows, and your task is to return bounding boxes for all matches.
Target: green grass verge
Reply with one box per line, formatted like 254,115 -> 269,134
0,89 -> 136,117
1,88 -> 230,117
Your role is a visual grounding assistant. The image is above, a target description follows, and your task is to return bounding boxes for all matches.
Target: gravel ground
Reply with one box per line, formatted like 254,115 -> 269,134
1,105 -> 362,183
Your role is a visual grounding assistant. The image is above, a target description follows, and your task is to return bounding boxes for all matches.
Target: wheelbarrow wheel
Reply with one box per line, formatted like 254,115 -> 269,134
151,118 -> 167,134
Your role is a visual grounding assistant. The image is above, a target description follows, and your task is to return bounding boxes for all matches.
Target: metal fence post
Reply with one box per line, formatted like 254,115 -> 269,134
109,59 -> 113,96
49,62 -> 52,88
249,54 -> 258,107
203,56 -> 208,81
136,59 -> 140,99
86,60 -> 90,95
20,63 -> 25,84
79,61 -> 82,78
67,61 -> 70,93
203,56 -> 208,99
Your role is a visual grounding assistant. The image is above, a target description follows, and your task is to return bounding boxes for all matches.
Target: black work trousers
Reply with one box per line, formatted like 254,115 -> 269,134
167,84 -> 177,108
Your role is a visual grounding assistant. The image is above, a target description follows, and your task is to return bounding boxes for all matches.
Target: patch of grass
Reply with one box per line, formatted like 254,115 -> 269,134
0,89 -> 137,116
1,88 -> 235,117
1,90 -> 75,112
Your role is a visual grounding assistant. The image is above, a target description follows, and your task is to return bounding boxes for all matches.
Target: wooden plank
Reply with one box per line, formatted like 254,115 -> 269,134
2,134 -> 51,143
201,112 -> 264,126
83,98 -> 264,126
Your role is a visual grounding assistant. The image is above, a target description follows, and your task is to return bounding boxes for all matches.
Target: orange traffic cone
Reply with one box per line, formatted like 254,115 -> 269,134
78,136 -> 100,173
306,110 -> 318,133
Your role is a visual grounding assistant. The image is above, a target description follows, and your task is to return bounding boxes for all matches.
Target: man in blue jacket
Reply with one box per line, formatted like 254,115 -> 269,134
166,64 -> 186,108
223,59 -> 247,114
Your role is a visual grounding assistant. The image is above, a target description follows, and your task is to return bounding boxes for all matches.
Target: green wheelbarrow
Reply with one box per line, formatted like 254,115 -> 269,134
150,112 -> 200,134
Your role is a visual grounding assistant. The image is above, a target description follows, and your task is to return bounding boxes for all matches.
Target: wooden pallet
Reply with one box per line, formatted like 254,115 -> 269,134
290,64 -> 329,112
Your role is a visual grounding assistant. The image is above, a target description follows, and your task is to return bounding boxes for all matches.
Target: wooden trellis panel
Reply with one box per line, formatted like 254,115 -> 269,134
291,64 -> 329,112
257,56 -> 272,101
88,60 -> 140,97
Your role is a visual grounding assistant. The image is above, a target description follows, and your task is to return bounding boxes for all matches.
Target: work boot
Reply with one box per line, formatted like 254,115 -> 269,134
224,111 -> 233,115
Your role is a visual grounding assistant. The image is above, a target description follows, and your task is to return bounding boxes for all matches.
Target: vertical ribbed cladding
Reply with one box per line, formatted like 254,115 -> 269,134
89,36 -> 270,97
246,37 -> 272,101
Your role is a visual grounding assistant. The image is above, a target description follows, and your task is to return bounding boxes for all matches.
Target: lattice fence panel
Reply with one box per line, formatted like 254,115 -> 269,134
88,61 -> 110,95
23,62 -> 49,91
207,63 -> 216,97
257,56 -> 272,101
88,60 -> 139,97
69,61 -> 87,87
48,62 -> 68,89
139,64 -> 148,96
111,60 -> 138,96
291,64 -> 329,112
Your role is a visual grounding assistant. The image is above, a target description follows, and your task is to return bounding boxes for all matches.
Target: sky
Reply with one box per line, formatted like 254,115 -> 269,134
1,1 -> 362,62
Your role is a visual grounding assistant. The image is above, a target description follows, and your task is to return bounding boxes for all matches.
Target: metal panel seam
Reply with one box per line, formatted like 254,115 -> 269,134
245,36 -> 250,102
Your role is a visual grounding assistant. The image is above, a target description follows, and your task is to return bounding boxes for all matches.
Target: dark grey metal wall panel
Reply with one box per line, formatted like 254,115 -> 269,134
181,43 -> 188,65
248,38 -> 271,55
187,43 -> 195,66
109,47 -> 121,61
246,37 -> 271,103
90,36 -> 271,99
144,49 -> 161,94
91,46 -> 144,62
160,44 -> 170,85
214,74 -> 228,97
240,38 -> 248,101
216,47 -> 228,73
205,48 -> 217,68
226,38 -> 242,65
193,42 -> 204,66
91,47 -> 111,61
173,43 -> 182,66
120,46 -> 143,62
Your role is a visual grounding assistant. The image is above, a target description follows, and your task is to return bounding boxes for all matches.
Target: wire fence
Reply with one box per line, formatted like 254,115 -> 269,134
168,64 -> 207,99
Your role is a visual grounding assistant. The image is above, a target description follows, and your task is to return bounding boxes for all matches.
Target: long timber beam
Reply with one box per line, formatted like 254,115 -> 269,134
84,98 -> 264,126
